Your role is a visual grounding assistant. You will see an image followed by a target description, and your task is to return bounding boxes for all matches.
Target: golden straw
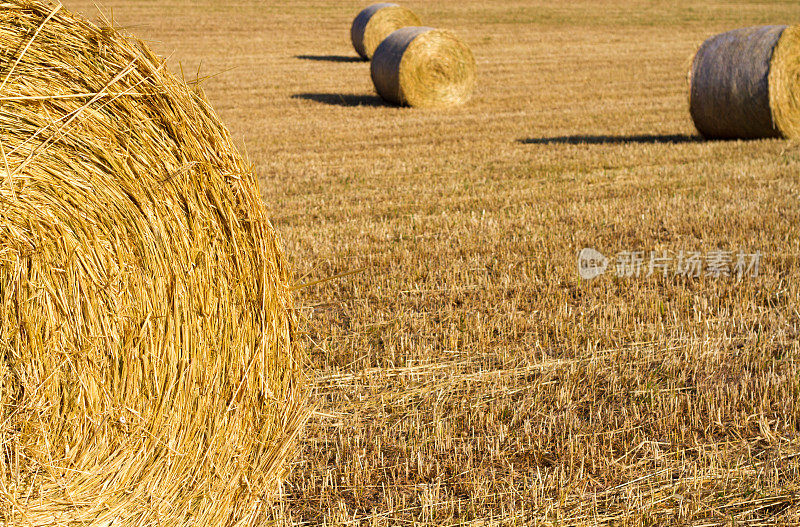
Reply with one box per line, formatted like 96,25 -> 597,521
0,1 -> 308,525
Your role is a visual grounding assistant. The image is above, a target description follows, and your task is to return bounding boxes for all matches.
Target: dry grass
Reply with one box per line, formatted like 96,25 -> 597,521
62,0 -> 800,525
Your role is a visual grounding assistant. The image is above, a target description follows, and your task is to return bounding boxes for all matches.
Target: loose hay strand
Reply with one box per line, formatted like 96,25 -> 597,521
0,1 -> 307,526
371,27 -> 476,108
350,3 -> 421,61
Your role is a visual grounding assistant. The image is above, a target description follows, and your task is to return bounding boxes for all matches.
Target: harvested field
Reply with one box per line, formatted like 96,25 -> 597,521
57,0 -> 800,525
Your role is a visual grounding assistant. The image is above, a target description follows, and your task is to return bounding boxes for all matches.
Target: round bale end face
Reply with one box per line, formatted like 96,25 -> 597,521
0,1 -> 306,525
769,25 -> 800,139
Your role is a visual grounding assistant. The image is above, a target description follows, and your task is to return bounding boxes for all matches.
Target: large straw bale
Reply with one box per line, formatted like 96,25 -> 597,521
690,25 -> 800,139
0,1 -> 306,525
370,26 -> 476,108
351,3 -> 421,60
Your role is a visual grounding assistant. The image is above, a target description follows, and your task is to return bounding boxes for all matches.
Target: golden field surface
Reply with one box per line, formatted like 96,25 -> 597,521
67,1 -> 800,524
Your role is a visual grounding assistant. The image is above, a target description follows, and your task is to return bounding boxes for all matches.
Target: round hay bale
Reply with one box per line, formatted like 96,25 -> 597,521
350,3 -> 421,60
370,27 -> 476,108
690,25 -> 800,139
0,1 -> 306,525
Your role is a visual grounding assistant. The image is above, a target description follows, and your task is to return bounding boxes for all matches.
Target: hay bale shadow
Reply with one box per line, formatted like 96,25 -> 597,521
292,93 -> 390,108
518,134 -> 706,145
295,54 -> 364,63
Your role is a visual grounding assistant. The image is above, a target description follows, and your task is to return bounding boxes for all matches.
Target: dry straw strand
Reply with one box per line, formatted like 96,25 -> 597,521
371,26 -> 476,108
350,3 -> 421,61
690,25 -> 800,140
0,1 -> 307,526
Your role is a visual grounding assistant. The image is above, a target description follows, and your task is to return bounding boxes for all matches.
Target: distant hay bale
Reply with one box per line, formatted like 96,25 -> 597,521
0,1 -> 306,526
690,25 -> 800,139
351,3 -> 421,60
370,27 -> 476,108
